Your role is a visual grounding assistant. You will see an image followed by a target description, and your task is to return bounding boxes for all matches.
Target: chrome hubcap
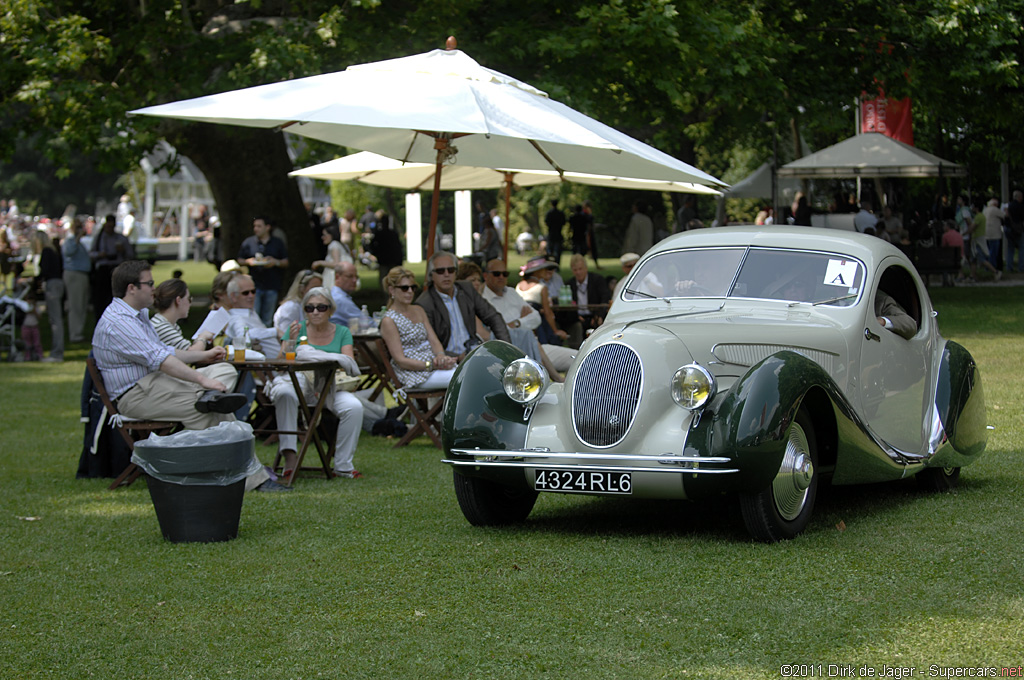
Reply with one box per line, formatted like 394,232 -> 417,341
772,422 -> 814,521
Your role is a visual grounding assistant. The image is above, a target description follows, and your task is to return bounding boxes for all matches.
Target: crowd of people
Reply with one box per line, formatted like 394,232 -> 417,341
7,189 -> 1023,491
13,202 -> 605,491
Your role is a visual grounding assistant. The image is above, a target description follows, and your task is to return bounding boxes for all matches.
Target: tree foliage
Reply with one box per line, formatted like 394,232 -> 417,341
2,0 -> 1022,256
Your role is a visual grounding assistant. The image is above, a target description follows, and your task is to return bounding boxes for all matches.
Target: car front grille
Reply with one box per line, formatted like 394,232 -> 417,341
572,342 -> 643,448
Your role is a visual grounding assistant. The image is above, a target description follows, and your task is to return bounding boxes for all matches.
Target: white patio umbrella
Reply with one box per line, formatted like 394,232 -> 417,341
290,152 -> 722,257
131,40 -> 725,255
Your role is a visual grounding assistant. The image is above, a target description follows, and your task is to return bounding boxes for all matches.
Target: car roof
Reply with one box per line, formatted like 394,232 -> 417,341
645,226 -> 907,268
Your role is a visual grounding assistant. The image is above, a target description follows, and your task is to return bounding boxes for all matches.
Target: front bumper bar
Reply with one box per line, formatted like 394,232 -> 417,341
443,448 -> 739,475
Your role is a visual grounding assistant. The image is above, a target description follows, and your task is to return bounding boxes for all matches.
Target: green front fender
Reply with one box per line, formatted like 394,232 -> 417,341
683,350 -> 836,497
442,340 -> 529,456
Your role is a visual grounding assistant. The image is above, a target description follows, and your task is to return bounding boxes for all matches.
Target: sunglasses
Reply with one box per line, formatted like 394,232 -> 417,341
393,284 -> 417,292
487,270 -> 510,277
433,266 -> 457,275
238,289 -> 256,296
136,280 -> 155,287
304,303 -> 331,313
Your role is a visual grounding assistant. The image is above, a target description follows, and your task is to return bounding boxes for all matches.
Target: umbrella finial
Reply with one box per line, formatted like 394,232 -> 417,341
446,36 -> 457,50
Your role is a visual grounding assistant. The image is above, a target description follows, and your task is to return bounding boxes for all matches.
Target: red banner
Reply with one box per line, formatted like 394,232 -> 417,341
861,95 -> 914,146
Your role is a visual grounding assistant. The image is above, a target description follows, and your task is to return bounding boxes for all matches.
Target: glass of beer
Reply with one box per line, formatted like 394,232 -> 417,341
232,336 -> 246,362
282,339 -> 296,361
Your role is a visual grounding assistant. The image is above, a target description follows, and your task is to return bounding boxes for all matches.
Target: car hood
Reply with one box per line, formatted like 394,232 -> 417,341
583,302 -> 852,392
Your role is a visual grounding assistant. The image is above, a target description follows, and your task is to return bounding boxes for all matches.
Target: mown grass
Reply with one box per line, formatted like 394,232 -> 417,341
1,276 -> 1022,679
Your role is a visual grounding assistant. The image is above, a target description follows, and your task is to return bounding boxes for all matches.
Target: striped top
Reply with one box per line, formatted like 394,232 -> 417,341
92,298 -> 174,399
151,313 -> 191,350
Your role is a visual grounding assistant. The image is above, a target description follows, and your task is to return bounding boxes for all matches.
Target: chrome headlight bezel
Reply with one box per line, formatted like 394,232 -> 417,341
671,363 -> 716,410
502,358 -> 549,405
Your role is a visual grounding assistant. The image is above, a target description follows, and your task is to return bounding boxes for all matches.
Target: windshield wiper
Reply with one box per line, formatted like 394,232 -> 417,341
623,287 -> 657,300
797,293 -> 858,307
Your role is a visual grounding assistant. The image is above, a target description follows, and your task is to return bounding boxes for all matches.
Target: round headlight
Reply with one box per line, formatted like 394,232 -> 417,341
502,358 -> 549,404
672,364 -> 716,410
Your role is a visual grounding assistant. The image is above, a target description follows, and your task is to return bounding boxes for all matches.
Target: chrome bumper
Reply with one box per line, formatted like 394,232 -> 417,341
443,448 -> 739,475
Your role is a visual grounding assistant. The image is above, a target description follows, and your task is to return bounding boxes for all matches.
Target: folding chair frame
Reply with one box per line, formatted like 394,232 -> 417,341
373,337 -> 446,448
85,358 -> 182,490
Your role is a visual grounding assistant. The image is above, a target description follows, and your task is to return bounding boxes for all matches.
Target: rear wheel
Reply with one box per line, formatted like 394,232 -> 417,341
740,409 -> 818,542
453,471 -> 538,526
916,466 -> 960,492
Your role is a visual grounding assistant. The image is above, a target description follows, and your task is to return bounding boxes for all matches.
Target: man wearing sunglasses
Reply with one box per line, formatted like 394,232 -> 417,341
415,251 -> 509,356
92,261 -> 282,491
481,259 -> 540,332
221,274 -> 280,356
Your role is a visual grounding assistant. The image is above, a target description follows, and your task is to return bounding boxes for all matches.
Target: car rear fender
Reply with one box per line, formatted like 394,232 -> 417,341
928,340 -> 987,467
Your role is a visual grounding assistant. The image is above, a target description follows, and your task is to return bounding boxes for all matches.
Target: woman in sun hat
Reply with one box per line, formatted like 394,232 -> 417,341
516,257 -> 567,345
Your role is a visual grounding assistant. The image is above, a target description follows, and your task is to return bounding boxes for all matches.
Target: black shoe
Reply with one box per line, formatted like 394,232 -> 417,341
385,404 -> 408,421
256,479 -> 293,492
195,390 -> 247,414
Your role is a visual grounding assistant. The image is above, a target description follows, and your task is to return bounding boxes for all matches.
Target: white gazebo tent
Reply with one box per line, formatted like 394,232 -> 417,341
778,133 -> 967,179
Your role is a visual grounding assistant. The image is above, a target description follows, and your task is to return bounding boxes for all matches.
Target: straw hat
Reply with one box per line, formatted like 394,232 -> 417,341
219,259 -> 246,273
620,252 -> 640,267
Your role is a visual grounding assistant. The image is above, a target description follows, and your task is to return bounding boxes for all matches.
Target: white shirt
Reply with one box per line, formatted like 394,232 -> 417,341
483,286 -> 541,331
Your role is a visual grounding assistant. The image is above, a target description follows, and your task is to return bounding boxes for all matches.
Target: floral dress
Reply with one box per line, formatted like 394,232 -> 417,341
385,308 -> 434,388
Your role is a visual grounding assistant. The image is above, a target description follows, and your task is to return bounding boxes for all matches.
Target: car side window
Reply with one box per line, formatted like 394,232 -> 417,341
875,265 -> 921,339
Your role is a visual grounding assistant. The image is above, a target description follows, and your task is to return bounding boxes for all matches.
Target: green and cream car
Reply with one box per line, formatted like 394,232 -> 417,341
441,227 -> 987,541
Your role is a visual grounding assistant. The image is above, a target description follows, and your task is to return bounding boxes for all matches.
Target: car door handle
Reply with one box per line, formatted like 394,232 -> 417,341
864,328 -> 881,342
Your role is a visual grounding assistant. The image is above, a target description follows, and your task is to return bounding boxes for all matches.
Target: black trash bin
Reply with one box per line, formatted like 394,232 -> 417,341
132,422 -> 259,543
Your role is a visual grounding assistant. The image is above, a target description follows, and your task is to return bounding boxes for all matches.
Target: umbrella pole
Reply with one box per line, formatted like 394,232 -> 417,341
426,139 -> 447,259
503,172 -> 512,261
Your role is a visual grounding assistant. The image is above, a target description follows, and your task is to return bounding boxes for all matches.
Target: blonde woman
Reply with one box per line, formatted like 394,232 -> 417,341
380,267 -> 457,390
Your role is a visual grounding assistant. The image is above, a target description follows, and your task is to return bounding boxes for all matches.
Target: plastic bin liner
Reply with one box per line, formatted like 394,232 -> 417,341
131,421 -> 261,486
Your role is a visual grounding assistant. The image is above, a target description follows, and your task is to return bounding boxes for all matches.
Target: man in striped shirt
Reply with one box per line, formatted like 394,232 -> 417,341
92,261 -> 284,491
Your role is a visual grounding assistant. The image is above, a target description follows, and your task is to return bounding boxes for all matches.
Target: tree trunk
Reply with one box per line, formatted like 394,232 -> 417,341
170,123 -> 313,281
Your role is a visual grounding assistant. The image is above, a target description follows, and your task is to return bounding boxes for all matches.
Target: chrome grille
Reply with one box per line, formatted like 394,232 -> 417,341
572,343 -> 642,448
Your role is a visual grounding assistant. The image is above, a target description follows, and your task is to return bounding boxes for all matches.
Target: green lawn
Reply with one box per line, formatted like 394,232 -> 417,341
1,277 -> 1022,679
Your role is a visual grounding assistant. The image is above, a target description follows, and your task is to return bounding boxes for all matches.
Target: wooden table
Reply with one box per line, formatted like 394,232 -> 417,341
233,358 -> 338,486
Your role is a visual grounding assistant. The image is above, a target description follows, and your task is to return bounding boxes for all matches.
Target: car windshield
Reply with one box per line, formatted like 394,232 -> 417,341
622,247 -> 865,307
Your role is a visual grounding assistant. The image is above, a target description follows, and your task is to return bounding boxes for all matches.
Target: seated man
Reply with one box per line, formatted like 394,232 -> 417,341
566,254 -> 611,348
481,258 -> 567,379
92,260 -> 285,492
875,290 -> 916,340
328,261 -> 362,329
415,251 -> 510,357
221,273 -> 280,420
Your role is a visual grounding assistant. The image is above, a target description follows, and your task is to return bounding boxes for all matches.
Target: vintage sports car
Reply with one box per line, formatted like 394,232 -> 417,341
441,227 -> 988,541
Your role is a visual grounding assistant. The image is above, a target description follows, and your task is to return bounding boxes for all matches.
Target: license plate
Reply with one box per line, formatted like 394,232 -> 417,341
533,469 -> 632,495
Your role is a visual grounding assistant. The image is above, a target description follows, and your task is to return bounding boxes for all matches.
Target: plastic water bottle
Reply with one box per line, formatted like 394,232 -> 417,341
359,305 -> 371,333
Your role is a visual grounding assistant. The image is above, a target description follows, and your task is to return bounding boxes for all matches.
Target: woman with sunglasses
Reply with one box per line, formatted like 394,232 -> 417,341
273,269 -> 323,337
269,286 -> 363,479
380,267 -> 457,390
151,279 -> 215,350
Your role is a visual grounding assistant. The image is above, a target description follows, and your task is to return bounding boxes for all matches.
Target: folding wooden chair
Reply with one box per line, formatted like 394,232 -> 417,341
86,357 -> 182,490
373,337 -> 445,448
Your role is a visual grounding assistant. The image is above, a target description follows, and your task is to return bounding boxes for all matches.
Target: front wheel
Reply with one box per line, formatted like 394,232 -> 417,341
740,409 -> 818,542
916,466 -> 960,492
453,471 -> 538,526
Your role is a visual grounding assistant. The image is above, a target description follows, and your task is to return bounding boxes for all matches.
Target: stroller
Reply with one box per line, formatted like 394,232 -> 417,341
0,280 -> 31,361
